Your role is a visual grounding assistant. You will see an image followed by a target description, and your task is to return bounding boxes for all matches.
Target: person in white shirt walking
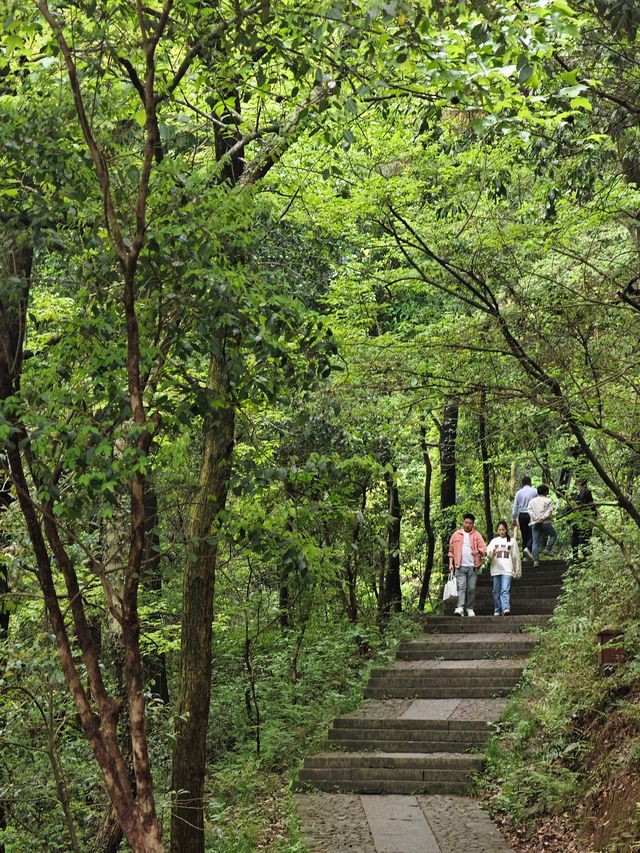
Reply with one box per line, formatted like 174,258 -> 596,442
511,476 -> 537,560
527,484 -> 557,567
487,520 -> 521,616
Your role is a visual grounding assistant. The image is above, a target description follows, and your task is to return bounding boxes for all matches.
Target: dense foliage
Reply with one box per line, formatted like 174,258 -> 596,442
2,0 -> 640,850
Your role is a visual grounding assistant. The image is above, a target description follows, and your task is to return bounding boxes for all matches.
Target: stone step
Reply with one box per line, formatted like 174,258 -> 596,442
367,674 -> 522,688
328,724 -> 490,751
476,578 -> 562,598
294,777 -> 470,795
298,752 -> 482,794
364,685 -> 515,699
398,633 -> 538,658
423,615 -> 550,633
443,602 -> 558,615
398,644 -> 536,660
445,592 -> 560,602
478,571 -> 564,581
329,726 -> 488,742
295,559 -> 563,798
332,717 -> 495,732
476,572 -> 565,584
300,767 -> 473,783
365,682 -> 521,696
326,738 -> 485,753
399,628 -> 537,650
371,662 -> 525,679
304,751 -> 483,770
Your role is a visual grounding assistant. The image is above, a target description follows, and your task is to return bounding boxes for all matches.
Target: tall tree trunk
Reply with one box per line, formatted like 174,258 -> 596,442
439,398 -> 459,563
342,482 -> 366,622
0,476 -> 12,640
0,236 -> 31,853
0,474 -> 12,853
279,479 -> 295,630
418,427 -> 436,612
479,390 -> 493,541
383,468 -> 402,613
142,482 -> 169,703
170,355 -> 235,853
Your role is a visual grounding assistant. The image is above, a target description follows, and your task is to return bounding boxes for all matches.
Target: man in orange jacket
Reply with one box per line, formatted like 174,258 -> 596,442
448,513 -> 487,617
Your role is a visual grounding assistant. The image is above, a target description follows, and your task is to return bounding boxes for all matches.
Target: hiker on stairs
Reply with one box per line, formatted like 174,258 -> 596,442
527,484 -> 558,567
448,513 -> 487,617
511,475 -> 537,559
487,520 -> 522,616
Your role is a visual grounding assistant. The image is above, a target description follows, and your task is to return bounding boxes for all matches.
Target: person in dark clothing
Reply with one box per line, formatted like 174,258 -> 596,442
572,479 -> 596,559
511,476 -> 537,559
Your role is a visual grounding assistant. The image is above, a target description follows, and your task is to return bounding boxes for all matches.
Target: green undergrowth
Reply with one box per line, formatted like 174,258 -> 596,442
202,610 -> 420,851
479,539 -> 640,851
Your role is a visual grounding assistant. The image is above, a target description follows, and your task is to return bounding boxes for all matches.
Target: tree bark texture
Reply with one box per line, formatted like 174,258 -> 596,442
439,398 -> 459,563
418,428 -> 436,612
0,474 -> 12,853
383,468 -> 402,613
479,391 -> 493,541
170,355 -> 235,853
143,482 -> 169,703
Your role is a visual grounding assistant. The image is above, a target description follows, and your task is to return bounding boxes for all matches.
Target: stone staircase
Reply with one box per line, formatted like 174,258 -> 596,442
297,558 -> 565,796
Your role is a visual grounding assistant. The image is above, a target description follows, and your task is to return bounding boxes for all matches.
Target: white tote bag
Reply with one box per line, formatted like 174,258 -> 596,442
442,576 -> 458,602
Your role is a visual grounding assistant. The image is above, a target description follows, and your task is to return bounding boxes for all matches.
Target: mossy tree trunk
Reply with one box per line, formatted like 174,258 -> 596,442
170,355 -> 235,853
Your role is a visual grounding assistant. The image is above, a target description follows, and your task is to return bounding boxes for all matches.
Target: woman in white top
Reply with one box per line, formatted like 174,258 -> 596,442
486,520 -> 521,616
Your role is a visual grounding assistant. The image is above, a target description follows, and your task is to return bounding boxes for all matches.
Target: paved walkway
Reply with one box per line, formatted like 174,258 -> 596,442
295,792 -> 513,852
295,562 -> 565,852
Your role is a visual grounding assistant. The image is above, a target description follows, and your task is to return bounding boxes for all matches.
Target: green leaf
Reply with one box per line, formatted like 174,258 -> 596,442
569,95 -> 592,111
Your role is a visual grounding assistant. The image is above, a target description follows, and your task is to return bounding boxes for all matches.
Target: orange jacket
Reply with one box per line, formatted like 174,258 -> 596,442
448,528 -> 487,569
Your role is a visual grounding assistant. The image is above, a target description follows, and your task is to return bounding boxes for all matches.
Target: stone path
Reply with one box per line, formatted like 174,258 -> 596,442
295,793 -> 512,852
295,559 -> 566,852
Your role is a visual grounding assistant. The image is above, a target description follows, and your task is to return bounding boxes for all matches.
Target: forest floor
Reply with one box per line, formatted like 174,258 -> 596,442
483,685 -> 640,852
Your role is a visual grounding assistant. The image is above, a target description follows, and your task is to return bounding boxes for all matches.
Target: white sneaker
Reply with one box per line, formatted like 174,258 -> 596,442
533,560 -> 539,567
543,547 -> 553,555
466,609 -> 476,617
523,547 -> 533,560
454,606 -> 464,617
493,610 -> 500,616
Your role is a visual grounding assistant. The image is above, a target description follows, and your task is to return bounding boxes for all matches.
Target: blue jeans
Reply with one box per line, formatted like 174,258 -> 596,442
455,566 -> 477,610
531,522 -> 557,560
492,574 -> 512,614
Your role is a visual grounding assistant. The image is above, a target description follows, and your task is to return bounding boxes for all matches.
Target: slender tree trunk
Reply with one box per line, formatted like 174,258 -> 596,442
279,569 -> 290,630
418,427 -> 436,612
479,390 -> 493,541
383,468 -> 402,613
0,475 -> 12,852
170,354 -> 235,853
279,480 -> 295,630
439,398 -> 459,563
142,482 -> 169,703
0,240 -> 28,853
45,686 -> 82,853
342,482 -> 366,622
0,477 -> 12,639
377,548 -> 386,613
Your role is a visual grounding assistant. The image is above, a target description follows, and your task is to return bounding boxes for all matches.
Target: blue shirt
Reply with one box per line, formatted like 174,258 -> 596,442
512,485 -> 538,520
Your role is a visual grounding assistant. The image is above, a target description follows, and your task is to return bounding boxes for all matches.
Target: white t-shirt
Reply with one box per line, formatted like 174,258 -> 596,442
460,531 -> 474,567
487,536 -> 520,577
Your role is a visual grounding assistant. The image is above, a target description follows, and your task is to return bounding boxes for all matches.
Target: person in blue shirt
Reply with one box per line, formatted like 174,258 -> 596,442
511,476 -> 538,560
